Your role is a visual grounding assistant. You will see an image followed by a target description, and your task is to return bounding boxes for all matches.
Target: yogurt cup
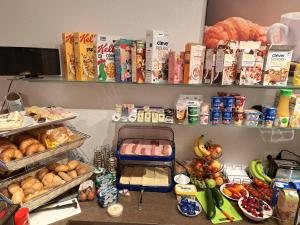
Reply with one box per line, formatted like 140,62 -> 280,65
210,108 -> 221,125
211,96 -> 222,108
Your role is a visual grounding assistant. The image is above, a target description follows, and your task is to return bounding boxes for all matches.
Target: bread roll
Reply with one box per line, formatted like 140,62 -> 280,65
19,138 -> 39,153
0,188 -> 11,199
54,164 -> 69,173
47,163 -> 61,171
11,190 -> 24,204
21,176 -> 38,188
52,175 -> 65,187
76,165 -> 88,176
8,183 -> 21,195
58,171 -> 72,182
67,170 -> 77,179
24,189 -> 48,203
23,188 -> 36,195
37,168 -> 49,180
67,160 -> 80,170
42,173 -> 54,187
32,182 -> 43,191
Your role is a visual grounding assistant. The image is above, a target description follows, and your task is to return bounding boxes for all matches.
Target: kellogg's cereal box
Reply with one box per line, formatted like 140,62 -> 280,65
62,33 -> 76,80
95,35 -> 121,82
183,43 -> 206,84
145,30 -> 169,83
168,51 -> 184,84
114,39 -> 133,82
131,40 -> 146,83
74,32 -> 96,81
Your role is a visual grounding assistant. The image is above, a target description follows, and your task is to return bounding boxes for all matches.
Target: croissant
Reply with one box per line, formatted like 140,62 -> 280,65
203,17 -> 267,49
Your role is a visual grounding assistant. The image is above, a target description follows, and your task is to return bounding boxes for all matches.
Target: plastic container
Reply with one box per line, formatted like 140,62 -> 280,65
211,96 -> 222,108
244,109 -> 261,121
175,184 -> 197,201
210,108 -> 221,125
223,96 -> 235,108
275,89 -> 293,128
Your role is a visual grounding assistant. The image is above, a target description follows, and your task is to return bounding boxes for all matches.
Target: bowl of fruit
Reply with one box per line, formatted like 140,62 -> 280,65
220,183 -> 249,201
238,196 -> 273,221
177,198 -> 202,217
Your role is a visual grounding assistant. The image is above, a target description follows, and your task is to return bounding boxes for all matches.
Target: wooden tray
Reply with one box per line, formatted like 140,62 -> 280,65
0,130 -> 89,171
0,162 -> 94,211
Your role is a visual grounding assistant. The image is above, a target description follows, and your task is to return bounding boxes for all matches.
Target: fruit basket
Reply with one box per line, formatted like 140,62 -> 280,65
0,129 -> 89,171
0,161 -> 94,211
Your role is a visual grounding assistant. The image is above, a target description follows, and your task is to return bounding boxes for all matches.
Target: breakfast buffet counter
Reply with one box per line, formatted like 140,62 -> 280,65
52,192 -> 277,225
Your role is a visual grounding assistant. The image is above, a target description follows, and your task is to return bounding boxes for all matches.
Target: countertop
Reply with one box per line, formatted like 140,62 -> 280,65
51,191 -> 277,225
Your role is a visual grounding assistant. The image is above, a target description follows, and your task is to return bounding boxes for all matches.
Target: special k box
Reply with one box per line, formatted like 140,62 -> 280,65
62,33 -> 76,80
74,32 -> 96,81
145,30 -> 169,83
95,35 -> 121,82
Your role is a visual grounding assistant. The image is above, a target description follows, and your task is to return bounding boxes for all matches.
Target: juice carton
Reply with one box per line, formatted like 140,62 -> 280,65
74,32 -> 96,81
145,30 -> 169,83
95,35 -> 121,82
236,41 -> 266,85
263,45 -> 294,86
114,39 -> 133,82
271,179 -> 290,208
289,95 -> 300,128
168,51 -> 184,84
183,43 -> 206,84
131,40 -> 146,83
203,49 -> 216,84
62,33 -> 76,80
276,189 -> 299,225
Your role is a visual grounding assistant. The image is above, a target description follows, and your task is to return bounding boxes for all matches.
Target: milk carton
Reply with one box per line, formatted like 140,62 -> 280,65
74,32 -> 96,81
145,30 -> 169,83
62,33 -> 76,80
95,35 -> 121,82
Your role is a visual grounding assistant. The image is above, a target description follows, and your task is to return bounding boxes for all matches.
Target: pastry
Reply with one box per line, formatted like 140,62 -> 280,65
52,175 -> 65,187
23,189 -> 48,203
58,171 -> 72,182
42,173 -> 55,187
67,160 -> 80,170
37,168 -> 49,180
11,190 -> 25,204
47,162 -> 61,171
8,183 -> 21,195
23,188 -> 36,195
0,148 -> 23,162
67,170 -> 77,179
24,143 -> 46,156
21,177 -> 39,189
0,111 -> 24,130
13,134 -> 33,146
0,142 -> 17,153
43,127 -> 73,148
19,138 -> 39,153
32,182 -> 44,191
76,165 -> 88,176
0,188 -> 11,199
54,164 -> 69,173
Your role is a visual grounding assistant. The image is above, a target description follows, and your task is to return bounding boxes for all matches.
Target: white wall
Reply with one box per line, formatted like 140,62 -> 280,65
0,0 -> 299,165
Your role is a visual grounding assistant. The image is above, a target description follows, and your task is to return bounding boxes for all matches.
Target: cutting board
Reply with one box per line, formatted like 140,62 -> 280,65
29,198 -> 81,225
196,191 -> 243,224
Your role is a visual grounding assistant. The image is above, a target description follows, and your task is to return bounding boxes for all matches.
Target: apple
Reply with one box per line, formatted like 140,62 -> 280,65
210,160 -> 221,170
214,145 -> 222,154
215,177 -> 224,186
195,161 -> 203,170
212,172 -> 221,178
205,178 -> 216,189
206,155 -> 212,161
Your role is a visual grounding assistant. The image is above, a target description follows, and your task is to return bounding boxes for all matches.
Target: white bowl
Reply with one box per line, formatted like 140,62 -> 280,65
238,198 -> 273,221
220,183 -> 249,201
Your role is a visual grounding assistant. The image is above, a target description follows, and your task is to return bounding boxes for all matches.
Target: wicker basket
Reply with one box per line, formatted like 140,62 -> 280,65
0,162 -> 94,211
0,130 -> 89,171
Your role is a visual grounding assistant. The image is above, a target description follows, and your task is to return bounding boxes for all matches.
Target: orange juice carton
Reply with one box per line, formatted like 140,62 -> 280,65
62,33 -> 76,80
131,40 -> 146,83
263,45 -> 294,86
114,39 -> 133,82
236,41 -> 266,85
95,34 -> 121,82
145,30 -> 169,83
276,189 -> 299,225
203,49 -> 216,84
168,51 -> 184,84
74,32 -> 96,81
183,43 -> 206,84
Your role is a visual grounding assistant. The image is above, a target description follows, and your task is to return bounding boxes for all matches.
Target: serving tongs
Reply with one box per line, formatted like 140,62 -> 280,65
138,189 -> 144,211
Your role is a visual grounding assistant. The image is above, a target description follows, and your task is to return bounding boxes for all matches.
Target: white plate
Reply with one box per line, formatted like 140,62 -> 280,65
238,197 -> 273,221
177,199 -> 202,217
220,183 -> 249,201
0,116 -> 34,131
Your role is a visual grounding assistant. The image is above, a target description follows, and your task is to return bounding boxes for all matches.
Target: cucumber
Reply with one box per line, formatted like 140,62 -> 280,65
211,187 -> 224,207
205,189 -> 216,219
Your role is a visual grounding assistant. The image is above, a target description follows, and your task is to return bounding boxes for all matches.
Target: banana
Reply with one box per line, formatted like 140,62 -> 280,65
249,160 -> 266,182
197,135 -> 211,157
255,161 -> 272,183
194,145 -> 204,157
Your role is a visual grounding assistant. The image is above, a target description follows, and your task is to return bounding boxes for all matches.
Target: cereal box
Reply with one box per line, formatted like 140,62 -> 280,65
95,35 -> 121,82
183,43 -> 206,84
131,40 -> 146,83
214,41 -> 238,85
62,33 -> 76,80
114,39 -> 133,82
168,51 -> 184,84
236,41 -> 266,85
203,49 -> 216,84
74,32 -> 96,81
263,45 -> 294,86
145,30 -> 169,83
